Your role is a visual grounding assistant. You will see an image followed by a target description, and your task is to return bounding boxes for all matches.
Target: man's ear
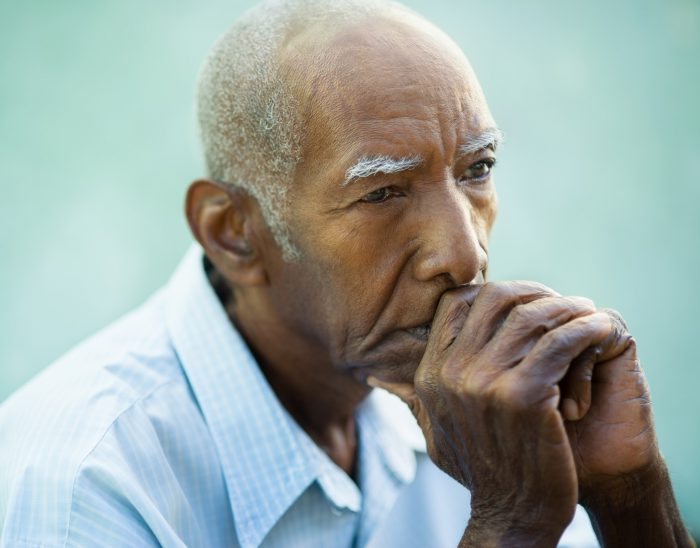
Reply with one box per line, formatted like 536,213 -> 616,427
185,179 -> 268,289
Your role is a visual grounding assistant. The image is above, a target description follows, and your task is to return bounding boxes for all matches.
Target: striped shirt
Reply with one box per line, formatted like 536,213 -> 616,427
0,244 -> 598,547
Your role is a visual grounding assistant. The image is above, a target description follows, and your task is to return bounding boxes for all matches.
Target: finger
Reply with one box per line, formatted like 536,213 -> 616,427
515,312 -> 612,387
559,309 -> 632,420
426,285 -> 480,355
597,308 -> 633,361
416,286 -> 481,405
559,345 -> 599,421
454,281 -> 559,352
483,295 -> 597,370
418,286 -> 576,403
591,337 -> 644,395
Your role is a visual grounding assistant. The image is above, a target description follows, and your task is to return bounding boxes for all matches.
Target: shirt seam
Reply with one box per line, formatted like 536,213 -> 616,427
61,379 -> 178,548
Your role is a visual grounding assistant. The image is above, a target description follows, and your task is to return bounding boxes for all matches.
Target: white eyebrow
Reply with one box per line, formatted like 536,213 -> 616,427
459,127 -> 504,155
342,154 -> 423,187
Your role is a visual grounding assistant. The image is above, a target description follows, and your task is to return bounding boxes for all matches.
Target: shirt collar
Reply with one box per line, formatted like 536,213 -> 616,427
359,388 -> 426,483
164,244 -> 425,547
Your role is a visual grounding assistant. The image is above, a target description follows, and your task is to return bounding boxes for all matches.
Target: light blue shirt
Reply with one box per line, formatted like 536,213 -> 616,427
0,245 -> 599,547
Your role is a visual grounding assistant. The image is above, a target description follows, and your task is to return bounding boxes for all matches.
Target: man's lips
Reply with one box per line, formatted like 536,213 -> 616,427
349,286 -> 483,385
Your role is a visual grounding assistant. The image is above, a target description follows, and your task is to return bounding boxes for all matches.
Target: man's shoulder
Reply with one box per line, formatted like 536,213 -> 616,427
0,289 -> 182,435
0,290 -> 220,545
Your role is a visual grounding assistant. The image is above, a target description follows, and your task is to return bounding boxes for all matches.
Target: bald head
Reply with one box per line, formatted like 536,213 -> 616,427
197,0 -> 481,259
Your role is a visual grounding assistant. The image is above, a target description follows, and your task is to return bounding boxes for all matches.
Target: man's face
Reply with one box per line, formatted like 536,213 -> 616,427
265,15 -> 498,385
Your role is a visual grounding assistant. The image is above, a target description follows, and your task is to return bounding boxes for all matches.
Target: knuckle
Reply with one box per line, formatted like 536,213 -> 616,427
556,296 -> 592,318
443,356 -> 489,395
478,281 -> 510,302
494,377 -> 533,412
439,357 -> 463,387
540,313 -> 606,349
570,295 -> 596,310
508,303 -> 534,327
472,375 -> 492,396
504,295 -> 597,337
539,327 -> 569,350
515,280 -> 558,298
589,311 -> 613,334
414,366 -> 435,396
472,369 -> 501,397
507,300 -> 555,332
524,280 -> 554,294
435,290 -> 469,321
542,296 -> 596,328
480,281 -> 557,312
601,307 -> 625,322
601,307 -> 629,332
444,295 -> 470,322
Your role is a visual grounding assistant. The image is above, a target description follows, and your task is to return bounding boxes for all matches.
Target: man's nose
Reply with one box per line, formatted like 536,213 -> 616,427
412,189 -> 487,286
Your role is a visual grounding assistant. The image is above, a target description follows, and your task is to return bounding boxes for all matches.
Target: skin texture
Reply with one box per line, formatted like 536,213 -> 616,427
186,8 -> 693,547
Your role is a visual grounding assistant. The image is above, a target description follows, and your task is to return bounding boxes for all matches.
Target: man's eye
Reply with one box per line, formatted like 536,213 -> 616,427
360,187 -> 395,204
460,158 -> 496,184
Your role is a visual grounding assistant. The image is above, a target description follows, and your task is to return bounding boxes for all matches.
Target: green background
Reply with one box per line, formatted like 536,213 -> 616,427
1,0 -> 698,535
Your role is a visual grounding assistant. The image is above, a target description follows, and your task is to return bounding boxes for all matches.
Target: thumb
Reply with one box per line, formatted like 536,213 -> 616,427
367,376 -> 420,416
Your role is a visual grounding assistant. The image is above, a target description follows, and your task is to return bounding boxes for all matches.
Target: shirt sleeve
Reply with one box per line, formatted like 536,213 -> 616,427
1,398 -> 192,548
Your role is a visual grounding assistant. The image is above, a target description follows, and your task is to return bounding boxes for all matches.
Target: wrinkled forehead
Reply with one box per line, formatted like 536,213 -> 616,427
279,11 -> 494,183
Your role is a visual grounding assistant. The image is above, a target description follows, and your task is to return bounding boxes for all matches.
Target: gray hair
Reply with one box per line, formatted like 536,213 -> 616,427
197,0 -> 399,260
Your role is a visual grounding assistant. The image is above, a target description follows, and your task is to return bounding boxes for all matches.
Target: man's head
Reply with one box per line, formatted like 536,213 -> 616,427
187,0 -> 500,384
197,0 -> 402,260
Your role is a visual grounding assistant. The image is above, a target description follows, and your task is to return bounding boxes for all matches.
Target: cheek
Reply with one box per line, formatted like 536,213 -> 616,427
468,187 -> 498,240
485,189 -> 498,231
304,211 -> 396,280
300,216 -> 405,324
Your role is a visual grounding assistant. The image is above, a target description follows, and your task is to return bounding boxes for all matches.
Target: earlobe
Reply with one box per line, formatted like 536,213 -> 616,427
185,179 -> 268,289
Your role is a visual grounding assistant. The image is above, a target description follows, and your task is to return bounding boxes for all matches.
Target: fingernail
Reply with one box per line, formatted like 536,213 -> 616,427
366,376 -> 378,388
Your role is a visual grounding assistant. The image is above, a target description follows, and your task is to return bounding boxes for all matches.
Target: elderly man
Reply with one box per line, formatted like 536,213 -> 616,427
0,0 -> 692,546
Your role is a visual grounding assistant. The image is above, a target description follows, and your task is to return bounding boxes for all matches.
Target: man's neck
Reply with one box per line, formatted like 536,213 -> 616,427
236,311 -> 370,477
205,259 -> 369,475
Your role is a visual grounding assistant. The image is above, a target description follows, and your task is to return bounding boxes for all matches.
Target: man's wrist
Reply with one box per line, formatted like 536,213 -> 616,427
459,514 -> 566,548
581,460 -> 693,548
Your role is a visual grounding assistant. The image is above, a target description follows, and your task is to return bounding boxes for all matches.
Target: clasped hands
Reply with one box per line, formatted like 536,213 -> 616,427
369,281 -> 661,546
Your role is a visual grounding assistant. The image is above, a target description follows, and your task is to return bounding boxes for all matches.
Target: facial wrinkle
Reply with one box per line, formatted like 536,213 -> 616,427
357,231 -> 418,353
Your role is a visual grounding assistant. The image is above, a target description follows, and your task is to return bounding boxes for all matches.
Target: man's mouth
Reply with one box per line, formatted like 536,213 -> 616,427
405,322 -> 432,342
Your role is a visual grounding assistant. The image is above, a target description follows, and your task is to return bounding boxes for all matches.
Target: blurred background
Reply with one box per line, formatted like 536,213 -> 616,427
1,0 -> 698,536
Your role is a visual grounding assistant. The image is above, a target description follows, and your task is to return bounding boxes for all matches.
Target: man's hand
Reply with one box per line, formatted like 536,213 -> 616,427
369,281 -> 692,547
563,309 -> 657,498
564,311 -> 693,547
370,281 -> 615,546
